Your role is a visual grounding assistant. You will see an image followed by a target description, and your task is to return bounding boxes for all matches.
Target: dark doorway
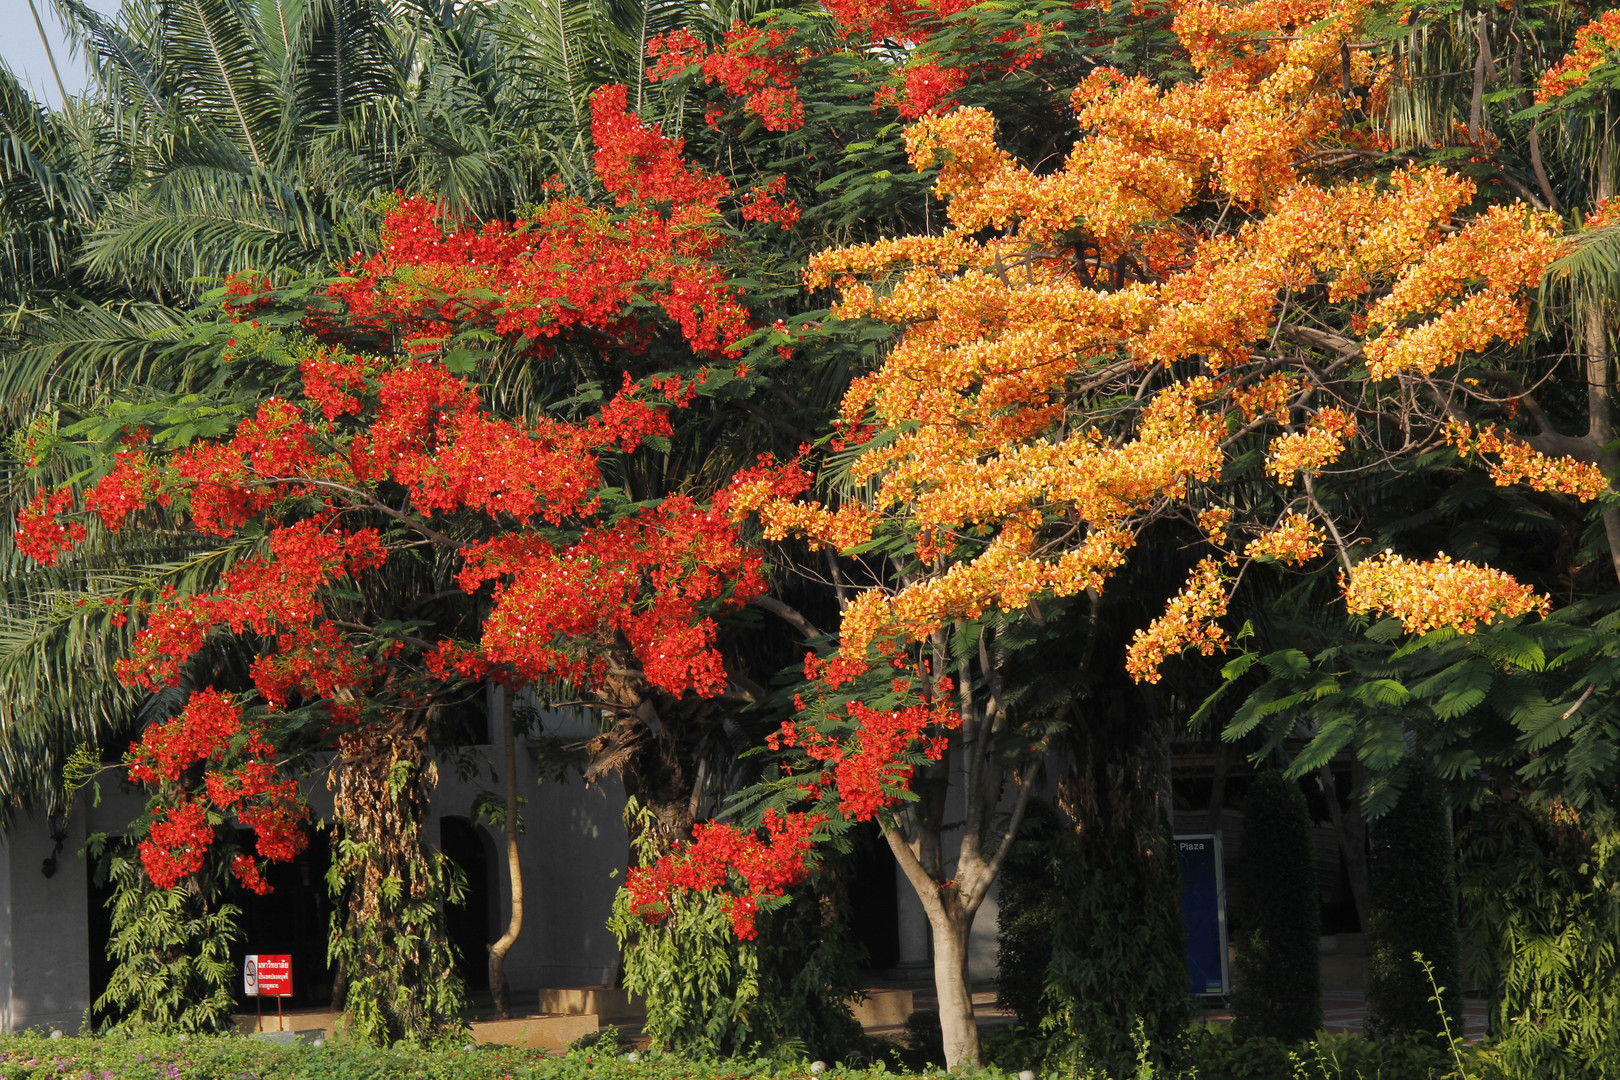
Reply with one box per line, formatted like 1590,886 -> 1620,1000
441,816 -> 499,989
85,830 -> 336,1021
229,826 -> 335,1009
849,822 -> 900,970
86,843 -> 119,1028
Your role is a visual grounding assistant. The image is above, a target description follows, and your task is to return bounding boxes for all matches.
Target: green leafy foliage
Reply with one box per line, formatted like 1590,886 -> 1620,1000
1230,772 -> 1321,1044
92,839 -> 241,1034
1462,802 -> 1620,1080
1179,1023 -> 1454,1080
994,799 -> 1062,1027
1041,820 -> 1189,1074
609,802 -> 862,1060
1210,599 -> 1620,819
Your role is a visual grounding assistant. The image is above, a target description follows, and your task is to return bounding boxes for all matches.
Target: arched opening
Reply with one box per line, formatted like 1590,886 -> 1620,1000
229,825 -> 336,1008
441,816 -> 499,990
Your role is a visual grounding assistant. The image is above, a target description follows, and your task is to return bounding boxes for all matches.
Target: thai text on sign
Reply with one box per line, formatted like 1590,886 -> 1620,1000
243,954 -> 292,997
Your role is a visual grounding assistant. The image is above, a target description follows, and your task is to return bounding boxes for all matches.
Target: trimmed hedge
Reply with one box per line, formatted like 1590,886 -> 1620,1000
1365,772 -> 1462,1044
1229,770 -> 1322,1043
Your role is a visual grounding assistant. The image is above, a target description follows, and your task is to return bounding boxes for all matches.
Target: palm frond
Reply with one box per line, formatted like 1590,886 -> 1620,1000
0,300 -> 201,421
80,165 -> 338,294
161,0 -> 280,170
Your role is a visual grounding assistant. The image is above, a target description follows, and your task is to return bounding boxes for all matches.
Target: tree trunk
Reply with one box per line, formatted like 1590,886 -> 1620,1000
487,688 -> 524,1020
1591,149 -> 1619,586
880,624 -> 1042,1069
1318,764 -> 1371,926
929,908 -> 978,1068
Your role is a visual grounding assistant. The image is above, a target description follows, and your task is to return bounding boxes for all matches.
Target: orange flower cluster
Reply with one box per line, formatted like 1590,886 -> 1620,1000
1126,559 -> 1232,683
1362,205 -> 1567,379
1587,197 -> 1620,233
1245,514 -> 1326,564
1265,408 -> 1356,484
1233,374 -> 1300,422
1341,553 -> 1550,634
1446,423 -> 1609,500
736,0 -> 1584,689
1198,506 -> 1234,544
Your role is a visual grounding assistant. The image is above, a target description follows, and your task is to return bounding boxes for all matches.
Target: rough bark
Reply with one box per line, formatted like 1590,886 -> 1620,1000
1592,148 -> 1618,586
487,689 -> 524,1020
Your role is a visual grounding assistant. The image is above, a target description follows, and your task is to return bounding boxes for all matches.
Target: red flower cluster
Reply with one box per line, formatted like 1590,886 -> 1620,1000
140,801 -> 212,889
321,90 -> 749,361
456,494 -> 766,697
629,665 -> 958,937
222,272 -> 273,320
14,487 -> 85,565
127,690 -> 309,892
83,442 -> 167,529
773,690 -> 958,821
738,176 -> 802,229
822,0 -> 974,44
27,293 -> 763,895
883,62 -> 970,119
626,809 -> 822,937
649,21 -> 805,132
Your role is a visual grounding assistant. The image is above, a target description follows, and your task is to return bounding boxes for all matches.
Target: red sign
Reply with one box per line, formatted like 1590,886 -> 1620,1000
244,954 -> 292,997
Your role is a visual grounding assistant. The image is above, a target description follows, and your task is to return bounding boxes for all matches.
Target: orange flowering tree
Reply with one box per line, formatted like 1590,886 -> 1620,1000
626,0 -> 1620,1065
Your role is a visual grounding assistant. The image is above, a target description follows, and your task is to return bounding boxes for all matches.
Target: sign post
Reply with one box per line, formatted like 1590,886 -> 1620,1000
1175,834 -> 1230,996
243,954 -> 293,1031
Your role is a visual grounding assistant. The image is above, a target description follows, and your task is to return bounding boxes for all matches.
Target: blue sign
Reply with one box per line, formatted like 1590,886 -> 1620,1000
1176,834 -> 1229,995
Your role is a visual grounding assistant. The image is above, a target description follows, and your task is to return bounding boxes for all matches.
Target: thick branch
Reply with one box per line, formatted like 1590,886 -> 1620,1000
968,748 -> 1046,914
748,594 -> 825,640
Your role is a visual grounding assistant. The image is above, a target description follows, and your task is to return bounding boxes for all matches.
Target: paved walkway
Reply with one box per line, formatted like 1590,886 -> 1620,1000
884,985 -> 1490,1043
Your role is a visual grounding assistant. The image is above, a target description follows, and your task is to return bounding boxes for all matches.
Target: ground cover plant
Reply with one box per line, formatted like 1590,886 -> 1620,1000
0,1026 -> 1504,1080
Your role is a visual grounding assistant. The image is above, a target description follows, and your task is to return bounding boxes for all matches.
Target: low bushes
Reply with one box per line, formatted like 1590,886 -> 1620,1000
983,1022 -> 1469,1079
0,1035 -> 968,1080
0,1025 -> 1492,1080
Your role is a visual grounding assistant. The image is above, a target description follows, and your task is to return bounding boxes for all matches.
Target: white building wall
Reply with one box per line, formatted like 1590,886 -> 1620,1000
0,809 -> 91,1032
429,689 -> 627,993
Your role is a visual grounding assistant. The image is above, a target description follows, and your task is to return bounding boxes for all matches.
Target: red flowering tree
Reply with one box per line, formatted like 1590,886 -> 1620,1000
17,85 -> 790,1040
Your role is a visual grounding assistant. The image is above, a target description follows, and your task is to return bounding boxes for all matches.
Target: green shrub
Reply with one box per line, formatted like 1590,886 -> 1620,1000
980,1023 -> 1049,1074
1230,771 -> 1321,1044
996,796 -> 1187,1074
569,1026 -> 629,1054
92,839 -> 241,1035
609,805 -> 862,1060
1043,817 -> 1188,1072
1364,772 -> 1461,1045
1182,1023 -> 1454,1080
900,1009 -> 944,1069
0,1033 -> 985,1080
1462,801 -> 1620,1080
994,799 -> 1062,1026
